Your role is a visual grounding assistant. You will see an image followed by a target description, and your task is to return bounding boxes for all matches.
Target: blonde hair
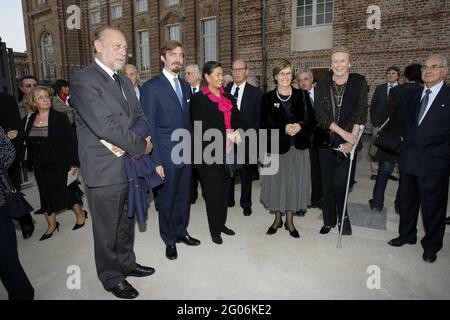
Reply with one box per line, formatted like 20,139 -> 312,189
28,86 -> 53,112
331,46 -> 352,63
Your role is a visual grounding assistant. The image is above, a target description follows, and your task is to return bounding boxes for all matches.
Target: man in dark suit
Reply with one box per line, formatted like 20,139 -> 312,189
370,66 -> 401,180
70,27 -> 155,299
140,41 -> 200,261
0,92 -> 34,239
225,59 -> 262,216
388,54 -> 450,264
184,63 -> 204,204
296,67 -> 321,214
122,64 -> 141,101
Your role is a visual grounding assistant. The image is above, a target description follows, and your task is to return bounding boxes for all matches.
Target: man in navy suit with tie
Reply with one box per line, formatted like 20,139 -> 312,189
140,41 -> 200,260
225,59 -> 262,216
369,66 -> 401,180
388,54 -> 450,263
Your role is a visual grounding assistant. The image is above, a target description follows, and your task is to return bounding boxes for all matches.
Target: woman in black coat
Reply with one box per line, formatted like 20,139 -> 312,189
260,60 -> 315,238
315,47 -> 368,235
190,61 -> 246,245
25,86 -> 87,241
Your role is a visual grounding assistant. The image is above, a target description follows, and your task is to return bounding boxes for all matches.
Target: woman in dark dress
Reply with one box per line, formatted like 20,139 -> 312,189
25,86 -> 87,241
190,61 -> 246,245
314,47 -> 368,236
260,59 -> 315,238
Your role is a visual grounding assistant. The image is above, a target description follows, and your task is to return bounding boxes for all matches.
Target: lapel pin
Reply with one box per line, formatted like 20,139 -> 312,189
274,103 -> 280,108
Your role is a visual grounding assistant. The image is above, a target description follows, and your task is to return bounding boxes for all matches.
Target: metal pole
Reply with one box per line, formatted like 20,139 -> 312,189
337,125 -> 365,248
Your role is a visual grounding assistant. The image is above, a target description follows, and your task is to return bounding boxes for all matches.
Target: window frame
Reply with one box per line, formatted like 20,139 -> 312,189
295,0 -> 334,28
201,18 -> 217,63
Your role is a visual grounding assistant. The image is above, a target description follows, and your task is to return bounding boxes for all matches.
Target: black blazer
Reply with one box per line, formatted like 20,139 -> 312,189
370,83 -> 389,126
260,87 -> 314,154
0,93 -> 25,161
190,91 -> 246,170
225,82 -> 263,129
400,83 -> 450,178
315,73 -> 368,147
25,109 -> 79,171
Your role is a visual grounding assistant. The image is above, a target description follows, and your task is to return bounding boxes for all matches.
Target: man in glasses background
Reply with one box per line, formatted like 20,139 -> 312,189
18,76 -> 39,119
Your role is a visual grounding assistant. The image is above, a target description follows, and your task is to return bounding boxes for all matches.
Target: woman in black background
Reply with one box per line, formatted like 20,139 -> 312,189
315,47 -> 368,236
25,86 -> 87,241
191,61 -> 246,245
260,60 -> 314,238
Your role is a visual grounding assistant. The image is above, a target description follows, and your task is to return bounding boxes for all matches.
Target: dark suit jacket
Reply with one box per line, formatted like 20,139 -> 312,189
70,61 -> 148,187
400,83 -> 450,178
260,87 -> 315,154
140,73 -> 192,169
25,109 -> 79,171
225,82 -> 262,129
190,91 -> 246,170
370,83 -> 390,126
0,93 -> 25,161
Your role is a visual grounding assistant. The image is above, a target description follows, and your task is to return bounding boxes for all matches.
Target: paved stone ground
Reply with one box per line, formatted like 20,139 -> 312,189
1,135 -> 449,300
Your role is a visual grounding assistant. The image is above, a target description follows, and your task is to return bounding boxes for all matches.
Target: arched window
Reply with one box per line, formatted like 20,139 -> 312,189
41,32 -> 55,80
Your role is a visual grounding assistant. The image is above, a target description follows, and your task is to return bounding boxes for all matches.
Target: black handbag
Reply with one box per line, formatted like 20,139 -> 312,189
373,119 -> 402,155
0,172 -> 34,219
224,148 -> 243,178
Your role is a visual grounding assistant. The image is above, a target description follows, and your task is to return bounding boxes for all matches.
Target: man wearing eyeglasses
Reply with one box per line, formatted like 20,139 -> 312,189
225,59 -> 263,216
388,54 -> 450,264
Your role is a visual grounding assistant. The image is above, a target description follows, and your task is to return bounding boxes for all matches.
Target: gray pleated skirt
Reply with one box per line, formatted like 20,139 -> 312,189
260,147 -> 311,213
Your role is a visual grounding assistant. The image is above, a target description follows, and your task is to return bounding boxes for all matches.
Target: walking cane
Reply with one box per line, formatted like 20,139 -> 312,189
337,124 -> 365,249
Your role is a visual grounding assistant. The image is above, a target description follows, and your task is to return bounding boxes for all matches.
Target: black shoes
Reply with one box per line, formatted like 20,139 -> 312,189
368,199 -> 383,212
319,225 -> 335,234
370,175 -> 377,180
422,251 -> 437,263
388,237 -> 417,247
222,226 -> 235,236
308,201 -> 322,210
72,210 -> 88,230
176,234 -> 201,246
165,245 -> 178,260
389,175 -> 399,181
243,208 -> 252,216
126,264 -> 155,277
39,222 -> 60,241
22,224 -> 35,239
212,235 -> 223,244
446,217 -> 450,225
266,220 -> 283,235
227,200 -> 235,208
283,223 -> 300,238
109,280 -> 139,299
294,209 -> 306,217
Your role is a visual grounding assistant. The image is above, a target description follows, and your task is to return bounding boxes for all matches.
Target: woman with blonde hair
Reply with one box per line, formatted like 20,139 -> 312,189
25,86 -> 87,241
314,46 -> 368,235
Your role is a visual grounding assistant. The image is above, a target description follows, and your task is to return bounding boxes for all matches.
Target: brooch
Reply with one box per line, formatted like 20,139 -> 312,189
274,103 -> 280,108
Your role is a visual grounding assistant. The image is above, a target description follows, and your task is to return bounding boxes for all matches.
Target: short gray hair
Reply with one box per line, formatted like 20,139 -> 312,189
122,64 -> 138,73
296,67 -> 313,79
185,63 -> 201,80
424,54 -> 448,68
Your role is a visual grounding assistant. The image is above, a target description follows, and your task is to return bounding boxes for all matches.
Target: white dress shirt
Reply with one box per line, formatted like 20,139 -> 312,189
418,80 -> 444,125
162,68 -> 183,98
135,86 -> 140,101
308,86 -> 315,105
231,82 -> 246,110
95,58 -> 127,100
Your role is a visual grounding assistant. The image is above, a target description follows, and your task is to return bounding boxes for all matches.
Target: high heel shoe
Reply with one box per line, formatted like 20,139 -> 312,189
73,210 -> 88,231
39,222 -> 60,241
266,219 -> 283,235
284,223 -> 300,238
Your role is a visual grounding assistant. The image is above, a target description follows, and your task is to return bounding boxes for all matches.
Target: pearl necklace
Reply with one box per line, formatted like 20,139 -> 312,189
276,87 -> 292,102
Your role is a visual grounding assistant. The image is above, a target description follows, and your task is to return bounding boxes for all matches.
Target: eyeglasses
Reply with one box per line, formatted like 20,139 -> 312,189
24,83 -> 38,88
278,72 -> 292,78
36,95 -> 50,101
232,68 -> 247,72
421,65 -> 445,72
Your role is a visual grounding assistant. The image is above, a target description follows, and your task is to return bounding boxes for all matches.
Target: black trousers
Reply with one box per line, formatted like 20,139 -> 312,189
398,172 -> 449,254
198,168 -> 230,237
191,168 -> 204,201
85,182 -> 136,291
0,205 -> 34,300
310,148 -> 322,203
318,149 -> 355,227
227,164 -> 255,210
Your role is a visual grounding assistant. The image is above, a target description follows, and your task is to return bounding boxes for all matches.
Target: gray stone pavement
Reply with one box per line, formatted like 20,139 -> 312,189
1,135 -> 449,300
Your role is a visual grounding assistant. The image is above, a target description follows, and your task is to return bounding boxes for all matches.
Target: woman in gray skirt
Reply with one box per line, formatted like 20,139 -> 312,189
260,60 -> 315,238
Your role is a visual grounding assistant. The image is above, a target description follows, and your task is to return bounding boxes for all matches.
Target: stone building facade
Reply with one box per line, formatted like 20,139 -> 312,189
22,0 -> 449,92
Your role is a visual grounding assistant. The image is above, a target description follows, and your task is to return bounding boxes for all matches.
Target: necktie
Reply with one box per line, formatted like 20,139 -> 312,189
417,88 -> 432,125
113,73 -> 122,91
192,87 -> 197,94
309,91 -> 314,106
174,77 -> 183,107
233,86 -> 240,100
388,84 -> 394,95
